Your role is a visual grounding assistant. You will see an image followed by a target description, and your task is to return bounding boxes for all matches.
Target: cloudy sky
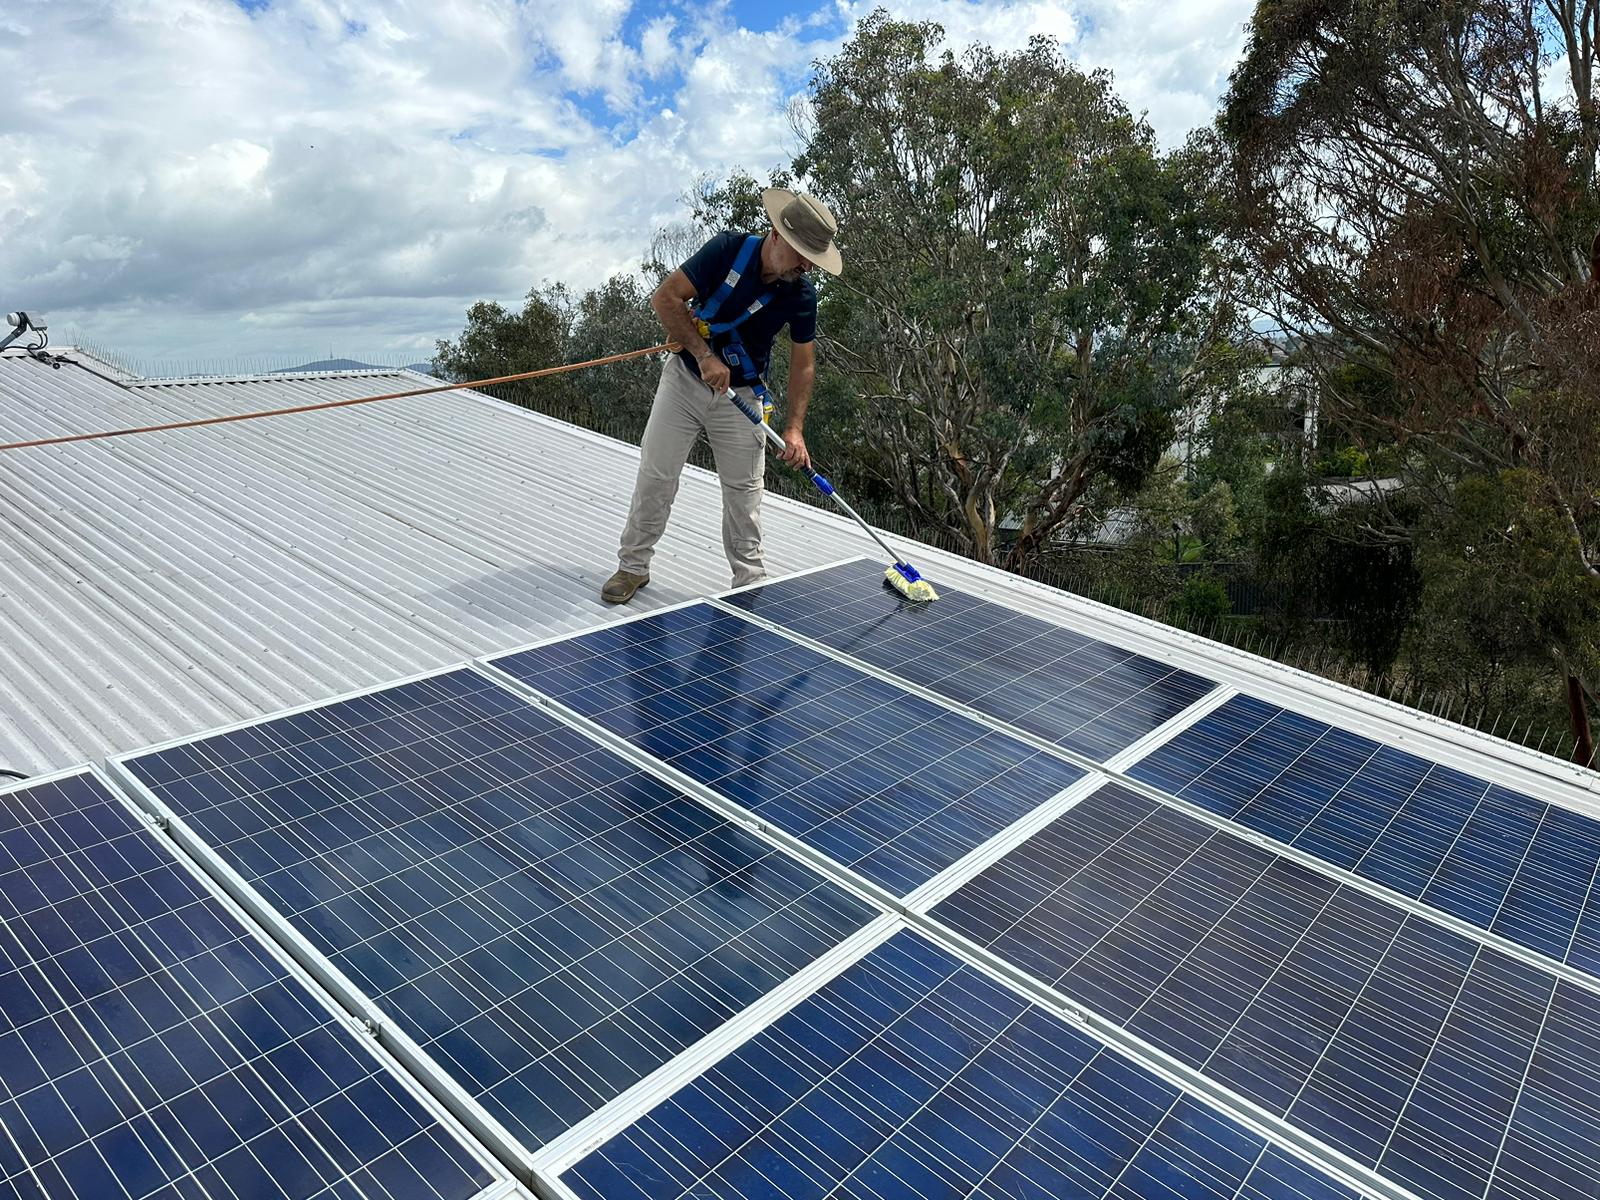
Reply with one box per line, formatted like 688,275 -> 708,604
0,1 -> 1253,370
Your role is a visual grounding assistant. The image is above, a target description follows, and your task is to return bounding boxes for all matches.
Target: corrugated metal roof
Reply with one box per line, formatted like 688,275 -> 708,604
0,350 -> 864,773
3,345 -> 1596,821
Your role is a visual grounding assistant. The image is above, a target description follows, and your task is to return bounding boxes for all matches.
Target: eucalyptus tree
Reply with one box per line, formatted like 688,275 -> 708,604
796,11 -> 1238,568
1223,0 -> 1600,758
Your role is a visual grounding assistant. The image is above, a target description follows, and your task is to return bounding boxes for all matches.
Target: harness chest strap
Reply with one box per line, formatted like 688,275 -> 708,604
692,233 -> 777,422
695,234 -> 775,333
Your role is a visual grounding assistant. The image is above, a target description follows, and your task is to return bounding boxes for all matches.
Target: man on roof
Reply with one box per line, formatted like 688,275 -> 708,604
601,187 -> 844,604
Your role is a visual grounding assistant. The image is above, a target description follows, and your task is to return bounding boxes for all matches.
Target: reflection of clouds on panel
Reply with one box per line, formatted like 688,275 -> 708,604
0,1 -> 1250,362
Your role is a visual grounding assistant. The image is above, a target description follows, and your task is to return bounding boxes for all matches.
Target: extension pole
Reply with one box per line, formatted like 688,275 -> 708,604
723,389 -> 899,564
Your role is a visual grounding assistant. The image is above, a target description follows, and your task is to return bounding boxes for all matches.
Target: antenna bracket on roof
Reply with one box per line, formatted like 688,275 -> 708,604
1,310 -> 60,367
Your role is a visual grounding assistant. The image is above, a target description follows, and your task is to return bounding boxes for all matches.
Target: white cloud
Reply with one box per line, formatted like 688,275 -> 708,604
1072,1 -> 1254,141
640,15 -> 678,77
0,0 -> 1251,365
833,0 -> 1251,144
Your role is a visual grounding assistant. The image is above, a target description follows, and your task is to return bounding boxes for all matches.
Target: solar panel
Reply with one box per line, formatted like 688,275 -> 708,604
0,770 -> 505,1200
559,928 -> 1366,1200
721,558 -> 1217,761
930,781 -> 1600,1200
487,604 -> 1084,898
1126,694 -> 1600,975
115,668 -> 879,1158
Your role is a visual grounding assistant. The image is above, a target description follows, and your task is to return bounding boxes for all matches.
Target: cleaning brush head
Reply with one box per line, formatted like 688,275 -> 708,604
884,561 -> 939,603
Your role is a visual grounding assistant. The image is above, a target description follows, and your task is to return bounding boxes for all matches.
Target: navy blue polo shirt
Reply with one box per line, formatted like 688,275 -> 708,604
677,232 -> 817,385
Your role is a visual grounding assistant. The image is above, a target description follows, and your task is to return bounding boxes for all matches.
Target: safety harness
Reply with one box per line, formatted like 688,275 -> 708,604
692,233 -> 776,424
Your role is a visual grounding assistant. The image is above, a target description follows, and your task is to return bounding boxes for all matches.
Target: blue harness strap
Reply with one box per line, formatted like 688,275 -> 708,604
696,234 -> 773,331
692,234 -> 778,412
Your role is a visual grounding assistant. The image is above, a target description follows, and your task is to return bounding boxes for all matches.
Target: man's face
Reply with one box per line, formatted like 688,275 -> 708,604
771,231 -> 813,282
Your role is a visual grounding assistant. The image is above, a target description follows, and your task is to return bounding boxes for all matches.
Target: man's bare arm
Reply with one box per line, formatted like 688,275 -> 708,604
780,340 -> 816,468
651,270 -> 730,391
785,340 -> 815,430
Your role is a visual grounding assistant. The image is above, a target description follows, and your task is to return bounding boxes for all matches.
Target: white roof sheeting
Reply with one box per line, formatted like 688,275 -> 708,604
0,350 -> 862,773
2,346 -> 1595,824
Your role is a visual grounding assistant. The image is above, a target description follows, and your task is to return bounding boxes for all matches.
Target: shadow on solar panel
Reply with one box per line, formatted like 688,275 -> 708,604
0,768 -> 517,1200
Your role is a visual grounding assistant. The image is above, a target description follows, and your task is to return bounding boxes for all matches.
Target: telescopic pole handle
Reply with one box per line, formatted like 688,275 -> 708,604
722,389 -> 903,564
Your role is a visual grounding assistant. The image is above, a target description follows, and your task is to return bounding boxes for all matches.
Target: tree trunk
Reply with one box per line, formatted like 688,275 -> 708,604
1569,673 -> 1597,770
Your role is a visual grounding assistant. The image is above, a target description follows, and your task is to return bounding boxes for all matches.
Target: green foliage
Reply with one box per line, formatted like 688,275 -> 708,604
1191,481 -> 1241,559
1222,0 -> 1600,732
1409,471 -> 1600,698
1174,575 -> 1232,627
1253,459 -> 1324,622
1191,378 -> 1274,535
1248,460 -> 1421,671
1315,446 -> 1369,478
433,276 -> 659,431
688,168 -> 794,234
1113,456 -> 1241,564
786,11 -> 1240,566
1118,457 -> 1190,549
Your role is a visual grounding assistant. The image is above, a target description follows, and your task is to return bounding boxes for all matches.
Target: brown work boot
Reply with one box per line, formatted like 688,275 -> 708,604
601,569 -> 649,605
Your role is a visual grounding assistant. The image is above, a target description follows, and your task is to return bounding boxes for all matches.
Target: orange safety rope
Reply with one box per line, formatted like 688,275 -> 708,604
0,341 -> 682,452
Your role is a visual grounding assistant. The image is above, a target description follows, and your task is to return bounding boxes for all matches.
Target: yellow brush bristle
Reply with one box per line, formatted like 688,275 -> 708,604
884,566 -> 939,603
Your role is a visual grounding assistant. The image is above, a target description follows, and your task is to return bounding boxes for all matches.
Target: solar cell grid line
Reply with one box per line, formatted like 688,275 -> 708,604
486,603 -> 1085,900
1,774 -> 500,1200
928,781 -> 1600,1200
714,564 -> 1600,998
718,557 -> 1219,762
1124,693 -> 1600,979
112,666 -> 881,1163
557,928 -> 1375,1200
0,768 -> 510,1200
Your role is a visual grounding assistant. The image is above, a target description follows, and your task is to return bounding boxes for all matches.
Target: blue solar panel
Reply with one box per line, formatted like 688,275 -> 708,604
931,782 -> 1600,1200
562,929 -> 1363,1200
488,604 -> 1084,898
120,668 -> 878,1154
0,771 -> 498,1200
1127,694 -> 1600,975
722,559 -> 1217,760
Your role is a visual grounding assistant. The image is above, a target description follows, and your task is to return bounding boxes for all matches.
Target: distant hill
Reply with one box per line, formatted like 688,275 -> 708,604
275,358 -> 377,373
276,358 -> 437,376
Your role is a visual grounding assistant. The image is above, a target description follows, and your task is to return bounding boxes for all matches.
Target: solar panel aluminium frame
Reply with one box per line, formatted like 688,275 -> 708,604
2,763 -> 527,1200
472,600 -> 1098,916
103,666 -> 573,1195
529,914 -> 902,1187
533,914 -> 1395,1200
888,551 -> 1600,813
99,650 -> 901,1197
711,572 -> 1600,995
475,608 -> 1404,1200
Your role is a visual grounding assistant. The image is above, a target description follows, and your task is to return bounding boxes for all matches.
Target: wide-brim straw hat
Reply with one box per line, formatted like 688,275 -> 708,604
762,187 -> 844,275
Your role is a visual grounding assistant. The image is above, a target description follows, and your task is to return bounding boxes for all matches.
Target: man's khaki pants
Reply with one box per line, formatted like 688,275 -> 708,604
617,354 -> 767,587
